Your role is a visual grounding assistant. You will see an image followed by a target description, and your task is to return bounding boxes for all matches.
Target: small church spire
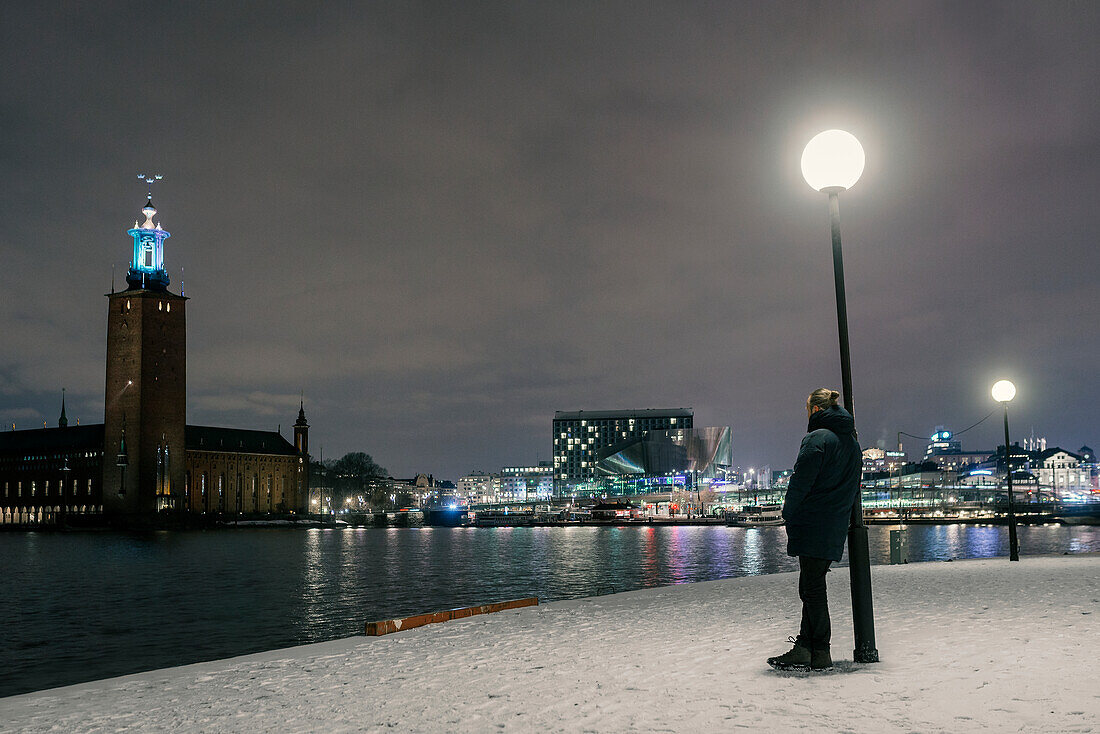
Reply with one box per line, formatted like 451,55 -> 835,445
296,393 -> 308,426
58,388 -> 68,428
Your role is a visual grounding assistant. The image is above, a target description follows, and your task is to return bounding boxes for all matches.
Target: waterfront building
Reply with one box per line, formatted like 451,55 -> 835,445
593,426 -> 732,498
922,427 -> 991,472
500,462 -> 553,502
457,471 -> 499,504
383,474 -> 436,507
182,424 -> 304,514
0,193 -> 309,525
553,408 -> 693,493
0,419 -> 104,525
1033,448 -> 1089,497
862,447 -> 907,475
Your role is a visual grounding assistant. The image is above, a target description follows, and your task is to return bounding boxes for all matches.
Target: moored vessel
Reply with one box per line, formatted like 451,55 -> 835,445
726,504 -> 784,527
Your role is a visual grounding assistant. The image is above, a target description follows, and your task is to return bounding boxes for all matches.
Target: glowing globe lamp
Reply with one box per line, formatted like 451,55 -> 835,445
801,129 -> 866,192
992,380 -> 1016,403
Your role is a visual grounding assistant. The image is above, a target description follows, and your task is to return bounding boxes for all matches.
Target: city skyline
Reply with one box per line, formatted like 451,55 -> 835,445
2,3 -> 1098,480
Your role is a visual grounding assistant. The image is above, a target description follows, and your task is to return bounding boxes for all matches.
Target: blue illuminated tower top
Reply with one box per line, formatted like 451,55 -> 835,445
126,195 -> 171,291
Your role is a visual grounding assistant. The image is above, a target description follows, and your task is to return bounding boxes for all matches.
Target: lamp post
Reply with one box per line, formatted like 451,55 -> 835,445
116,423 -> 128,498
60,456 -> 71,525
801,129 -> 879,663
992,379 -> 1020,561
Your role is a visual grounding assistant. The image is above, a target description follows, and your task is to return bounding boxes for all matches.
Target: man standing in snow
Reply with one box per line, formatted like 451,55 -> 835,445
767,388 -> 862,672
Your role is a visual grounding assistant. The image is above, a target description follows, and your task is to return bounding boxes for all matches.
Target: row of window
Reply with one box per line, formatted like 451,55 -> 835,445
120,299 -> 173,312
3,479 -> 96,498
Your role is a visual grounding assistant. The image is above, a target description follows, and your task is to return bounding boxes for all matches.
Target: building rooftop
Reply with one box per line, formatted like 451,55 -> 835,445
185,426 -> 298,456
553,408 -> 692,421
0,424 -> 104,454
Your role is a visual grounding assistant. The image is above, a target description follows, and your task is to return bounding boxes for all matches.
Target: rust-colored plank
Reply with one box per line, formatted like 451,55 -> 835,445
364,597 -> 538,636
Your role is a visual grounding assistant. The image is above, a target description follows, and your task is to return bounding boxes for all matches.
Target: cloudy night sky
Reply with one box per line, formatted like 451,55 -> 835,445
1,1 -> 1097,480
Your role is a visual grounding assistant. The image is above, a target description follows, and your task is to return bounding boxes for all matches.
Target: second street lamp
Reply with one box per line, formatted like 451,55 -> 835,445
992,379 -> 1020,561
801,129 -> 879,664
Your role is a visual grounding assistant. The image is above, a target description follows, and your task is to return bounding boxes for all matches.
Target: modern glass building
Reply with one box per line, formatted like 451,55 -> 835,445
594,426 -> 732,497
552,409 -> 693,493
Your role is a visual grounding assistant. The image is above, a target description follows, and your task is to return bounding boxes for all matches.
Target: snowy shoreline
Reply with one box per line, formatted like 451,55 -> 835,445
3,554 -> 1098,732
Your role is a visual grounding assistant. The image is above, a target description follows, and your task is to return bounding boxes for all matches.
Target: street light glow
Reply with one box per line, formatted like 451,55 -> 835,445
992,379 -> 1016,403
801,129 -> 865,192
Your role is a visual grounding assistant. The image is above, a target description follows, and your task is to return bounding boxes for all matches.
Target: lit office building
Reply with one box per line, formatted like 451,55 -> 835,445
457,471 -> 499,503
553,409 -> 693,493
923,427 -> 990,472
500,462 -> 553,502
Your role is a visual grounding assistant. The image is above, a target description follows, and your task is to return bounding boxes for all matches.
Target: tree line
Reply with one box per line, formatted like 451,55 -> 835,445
307,452 -> 421,511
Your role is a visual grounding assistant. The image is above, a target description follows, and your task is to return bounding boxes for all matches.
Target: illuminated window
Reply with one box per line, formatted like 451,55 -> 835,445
166,302 -> 170,312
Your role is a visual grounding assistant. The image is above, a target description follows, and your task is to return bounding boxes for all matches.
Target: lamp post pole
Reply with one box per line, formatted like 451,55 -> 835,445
60,456 -> 70,526
825,186 -> 879,665
1002,401 -> 1020,561
992,380 -> 1019,561
802,129 -> 878,664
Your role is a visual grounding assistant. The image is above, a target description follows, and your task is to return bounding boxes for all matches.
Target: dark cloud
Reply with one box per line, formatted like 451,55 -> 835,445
1,1 -> 1097,477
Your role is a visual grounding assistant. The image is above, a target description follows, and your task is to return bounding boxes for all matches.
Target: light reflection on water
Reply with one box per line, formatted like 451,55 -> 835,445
1,523 -> 1097,698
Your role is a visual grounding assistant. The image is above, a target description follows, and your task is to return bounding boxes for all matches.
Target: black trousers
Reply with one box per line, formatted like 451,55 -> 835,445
797,556 -> 833,650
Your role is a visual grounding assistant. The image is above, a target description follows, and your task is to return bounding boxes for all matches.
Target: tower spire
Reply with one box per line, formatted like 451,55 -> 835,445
58,388 -> 68,428
126,174 -> 171,291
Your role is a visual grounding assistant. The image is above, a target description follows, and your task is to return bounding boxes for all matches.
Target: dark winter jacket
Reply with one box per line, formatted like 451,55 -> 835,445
782,405 -> 862,561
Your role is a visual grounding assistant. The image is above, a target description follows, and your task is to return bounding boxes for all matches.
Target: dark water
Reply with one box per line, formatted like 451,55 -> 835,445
1,523 -> 1097,698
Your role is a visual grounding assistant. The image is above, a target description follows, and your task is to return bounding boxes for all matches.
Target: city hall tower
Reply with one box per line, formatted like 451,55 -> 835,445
103,194 -> 187,514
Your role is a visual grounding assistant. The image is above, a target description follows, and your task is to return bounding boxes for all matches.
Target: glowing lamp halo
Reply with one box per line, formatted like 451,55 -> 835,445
991,380 -> 1017,403
801,129 -> 866,192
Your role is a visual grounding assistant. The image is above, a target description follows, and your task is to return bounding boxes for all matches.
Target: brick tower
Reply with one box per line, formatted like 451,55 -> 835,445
103,191 -> 187,515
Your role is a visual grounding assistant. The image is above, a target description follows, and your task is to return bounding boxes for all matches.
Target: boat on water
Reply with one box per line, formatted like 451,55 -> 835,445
471,510 -> 535,527
726,504 -> 785,527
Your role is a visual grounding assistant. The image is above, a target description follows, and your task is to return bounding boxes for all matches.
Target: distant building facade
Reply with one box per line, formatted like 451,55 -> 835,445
500,462 -> 553,501
1033,448 -> 1088,496
457,471 -> 499,503
182,425 -> 304,514
861,447 -> 907,475
922,427 -> 990,472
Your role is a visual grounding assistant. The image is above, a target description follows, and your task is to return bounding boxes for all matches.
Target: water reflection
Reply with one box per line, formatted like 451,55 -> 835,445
1,523 -> 1097,697
743,528 -> 763,574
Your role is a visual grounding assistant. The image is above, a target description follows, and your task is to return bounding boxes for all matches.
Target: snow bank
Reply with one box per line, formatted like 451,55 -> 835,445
3,555 -> 1097,733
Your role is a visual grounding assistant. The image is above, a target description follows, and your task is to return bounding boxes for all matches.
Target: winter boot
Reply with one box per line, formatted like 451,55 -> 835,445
811,647 -> 833,670
767,637 -> 811,671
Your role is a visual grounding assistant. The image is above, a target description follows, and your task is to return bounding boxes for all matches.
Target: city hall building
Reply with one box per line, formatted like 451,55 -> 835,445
0,194 -> 309,525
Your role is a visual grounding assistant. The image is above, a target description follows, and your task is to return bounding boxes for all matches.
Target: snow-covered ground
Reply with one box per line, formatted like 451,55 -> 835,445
3,555 -> 1097,733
